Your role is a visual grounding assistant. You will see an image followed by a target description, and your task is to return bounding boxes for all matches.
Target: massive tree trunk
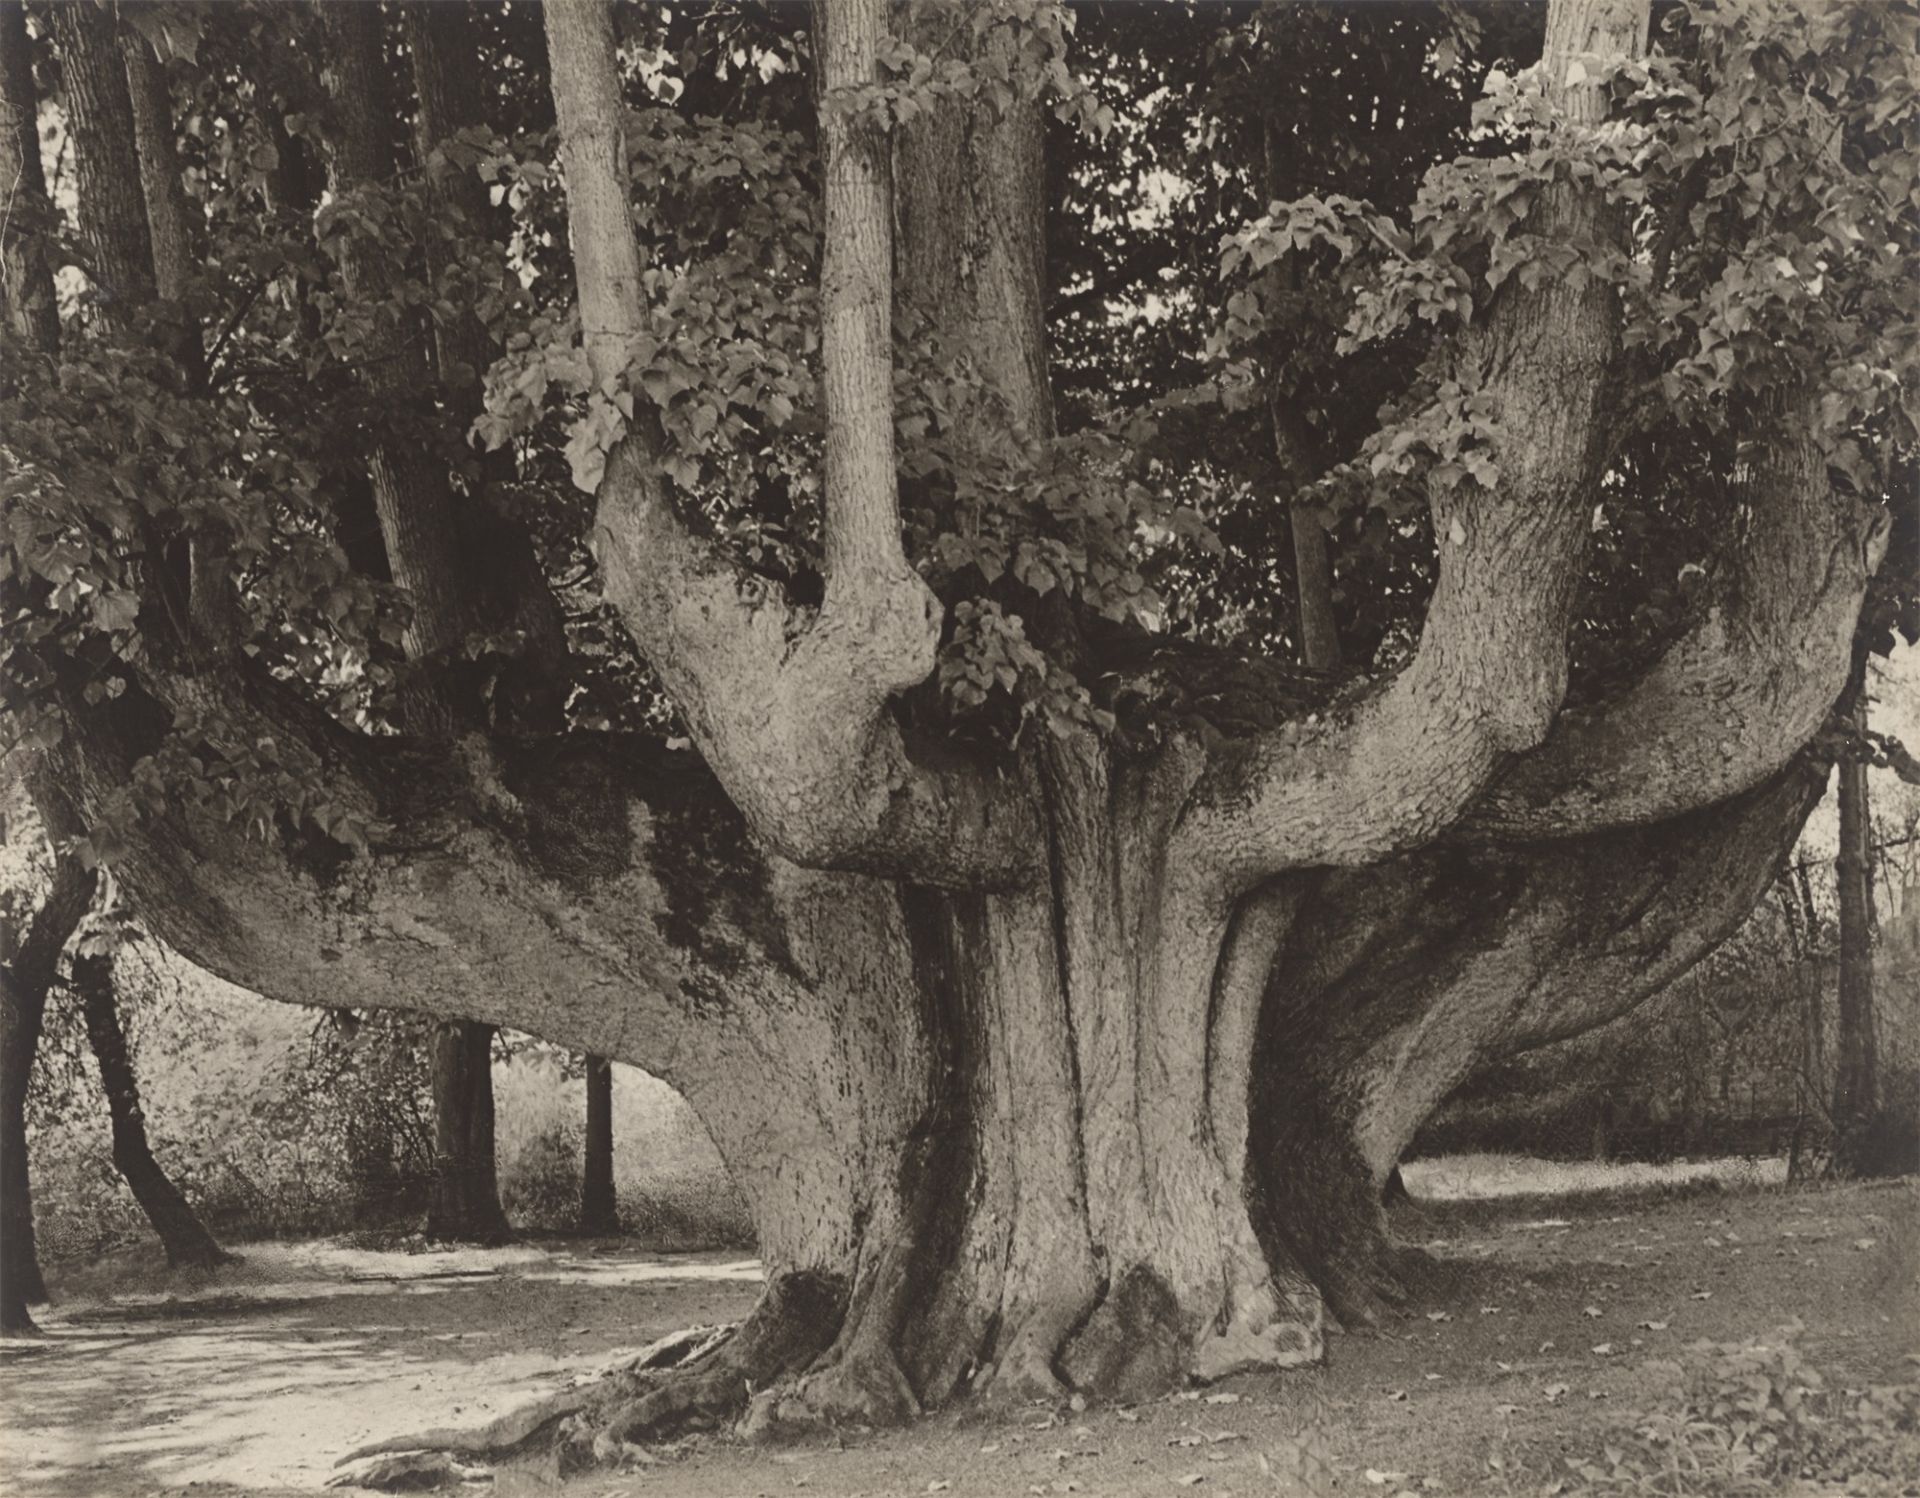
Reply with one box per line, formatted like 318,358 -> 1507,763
26,0 -> 1892,1463
71,952 -> 231,1269
580,1056 -> 617,1236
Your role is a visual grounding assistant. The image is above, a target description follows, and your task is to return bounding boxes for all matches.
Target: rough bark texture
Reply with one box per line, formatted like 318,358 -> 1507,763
27,0 -> 1893,1455
1469,404 -> 1888,839
0,837 -> 96,1332
50,0 -> 155,322
545,0 -> 1033,885
322,5 -> 540,1234
1253,761 -> 1826,1326
71,952 -> 231,1270
580,1056 -> 617,1235
1183,0 -> 1650,886
0,0 -> 58,350
425,1021 -> 510,1244
118,34 -> 191,303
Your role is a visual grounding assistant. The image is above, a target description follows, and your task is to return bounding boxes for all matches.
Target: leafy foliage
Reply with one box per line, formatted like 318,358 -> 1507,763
1555,1324 -> 1920,1495
1,0 -> 1915,850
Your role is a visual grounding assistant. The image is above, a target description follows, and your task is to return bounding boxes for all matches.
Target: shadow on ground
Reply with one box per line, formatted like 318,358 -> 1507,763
3,1161 -> 1913,1498
0,1242 -> 763,1496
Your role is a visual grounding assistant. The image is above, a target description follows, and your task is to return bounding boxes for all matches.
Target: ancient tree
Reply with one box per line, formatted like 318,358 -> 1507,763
4,0 -> 1913,1453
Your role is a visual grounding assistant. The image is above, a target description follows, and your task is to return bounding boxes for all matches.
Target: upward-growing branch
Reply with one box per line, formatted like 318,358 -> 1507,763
1467,409 -> 1888,839
815,0 -> 905,588
1178,0 -> 1649,891
542,0 -> 1035,885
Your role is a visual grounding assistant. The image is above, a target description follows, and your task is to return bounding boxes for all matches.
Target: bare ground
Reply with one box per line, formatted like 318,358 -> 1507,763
2,1159 -> 1914,1498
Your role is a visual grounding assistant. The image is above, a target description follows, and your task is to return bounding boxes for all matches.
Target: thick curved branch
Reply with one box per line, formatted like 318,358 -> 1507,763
42,649 -> 932,1275
1468,416 -> 1889,839
1268,757 -> 1824,1204
542,0 -> 1035,885
1177,0 -> 1649,892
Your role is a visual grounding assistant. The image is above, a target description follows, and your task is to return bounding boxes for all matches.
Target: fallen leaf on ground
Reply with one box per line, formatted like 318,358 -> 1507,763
1365,1470 -> 1410,1485
1581,1306 -> 1603,1319
1591,1344 -> 1613,1355
1854,1238 -> 1878,1251
928,1482 -> 951,1493
1426,1311 -> 1452,1323
1203,1392 -> 1241,1404
1637,1320 -> 1669,1331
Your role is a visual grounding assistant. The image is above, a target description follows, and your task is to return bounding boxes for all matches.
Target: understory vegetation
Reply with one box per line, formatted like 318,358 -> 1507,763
24,963 -> 750,1262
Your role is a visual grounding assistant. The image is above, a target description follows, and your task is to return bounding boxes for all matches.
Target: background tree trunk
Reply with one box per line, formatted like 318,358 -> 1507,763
49,1 -> 155,322
580,1056 -> 617,1235
71,953 -> 230,1270
1833,692 -> 1885,1175
1262,120 -> 1340,673
424,1021 -> 509,1245
0,850 -> 96,1331
0,0 -> 59,350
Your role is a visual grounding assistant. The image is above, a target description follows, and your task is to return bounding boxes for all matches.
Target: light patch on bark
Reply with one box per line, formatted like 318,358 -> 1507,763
1471,413 -> 1888,838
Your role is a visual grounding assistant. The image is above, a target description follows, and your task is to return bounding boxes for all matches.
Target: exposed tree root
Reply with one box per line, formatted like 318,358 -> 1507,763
1190,1265 -> 1324,1382
334,1322 -> 735,1470
334,1269 -> 848,1485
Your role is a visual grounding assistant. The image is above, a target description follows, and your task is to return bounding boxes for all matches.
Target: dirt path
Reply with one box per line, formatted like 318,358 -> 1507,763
2,1165 -> 1913,1497
0,1242 -> 762,1495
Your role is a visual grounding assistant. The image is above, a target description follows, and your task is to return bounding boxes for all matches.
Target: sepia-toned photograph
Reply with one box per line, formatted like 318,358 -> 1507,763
1,1 -> 1915,1493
